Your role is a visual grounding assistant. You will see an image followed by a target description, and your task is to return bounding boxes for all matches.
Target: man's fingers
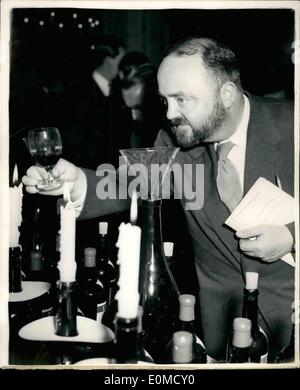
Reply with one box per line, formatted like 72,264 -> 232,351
25,186 -> 39,194
51,158 -> 76,181
22,175 -> 41,187
236,226 -> 265,239
26,165 -> 48,181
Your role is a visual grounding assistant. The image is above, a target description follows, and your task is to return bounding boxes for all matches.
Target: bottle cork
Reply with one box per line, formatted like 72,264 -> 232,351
84,247 -> 96,267
99,222 -> 108,235
232,317 -> 252,348
172,331 -> 193,363
179,294 -> 196,322
245,272 -> 259,290
163,242 -> 174,257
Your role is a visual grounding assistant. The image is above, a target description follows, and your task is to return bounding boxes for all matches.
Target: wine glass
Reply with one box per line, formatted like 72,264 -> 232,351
27,127 -> 63,191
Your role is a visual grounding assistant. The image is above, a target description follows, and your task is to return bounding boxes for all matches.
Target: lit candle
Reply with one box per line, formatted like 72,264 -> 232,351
58,183 -> 77,282
116,191 -> 141,318
9,165 -> 23,248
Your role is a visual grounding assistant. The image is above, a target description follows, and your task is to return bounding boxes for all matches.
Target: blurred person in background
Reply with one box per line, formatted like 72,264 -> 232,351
62,35 -> 126,169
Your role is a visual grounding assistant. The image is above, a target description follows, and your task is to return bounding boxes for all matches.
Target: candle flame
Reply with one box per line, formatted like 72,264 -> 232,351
12,165 -> 19,186
130,190 -> 138,225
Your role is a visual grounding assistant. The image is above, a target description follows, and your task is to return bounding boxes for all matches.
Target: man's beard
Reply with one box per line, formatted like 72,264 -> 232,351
170,97 -> 227,148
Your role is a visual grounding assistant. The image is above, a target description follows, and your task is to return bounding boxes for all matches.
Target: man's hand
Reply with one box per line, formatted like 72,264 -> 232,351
236,225 -> 294,262
22,158 -> 84,200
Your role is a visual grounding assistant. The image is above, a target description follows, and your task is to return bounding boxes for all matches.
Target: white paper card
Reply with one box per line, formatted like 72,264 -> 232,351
225,177 -> 295,267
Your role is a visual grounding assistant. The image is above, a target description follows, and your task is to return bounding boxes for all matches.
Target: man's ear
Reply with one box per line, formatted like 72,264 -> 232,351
220,82 -> 237,109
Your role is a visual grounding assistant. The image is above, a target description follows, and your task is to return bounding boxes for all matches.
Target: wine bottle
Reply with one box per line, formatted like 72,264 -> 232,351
97,222 -> 118,304
226,318 -> 252,363
77,247 -> 107,320
138,199 -> 180,363
136,306 -> 154,364
32,204 -> 43,253
172,331 -> 193,364
26,250 -> 46,281
164,294 -> 207,363
9,246 -> 22,293
275,324 -> 295,363
242,272 -> 268,363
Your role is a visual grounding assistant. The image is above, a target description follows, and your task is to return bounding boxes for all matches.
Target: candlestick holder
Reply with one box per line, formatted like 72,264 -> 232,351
54,281 -> 78,337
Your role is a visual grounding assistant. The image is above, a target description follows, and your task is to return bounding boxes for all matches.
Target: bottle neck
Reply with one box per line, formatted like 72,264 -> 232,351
114,316 -> 138,363
242,289 -> 259,332
98,235 -> 109,263
138,199 -> 179,299
180,320 -> 195,334
9,247 -> 22,293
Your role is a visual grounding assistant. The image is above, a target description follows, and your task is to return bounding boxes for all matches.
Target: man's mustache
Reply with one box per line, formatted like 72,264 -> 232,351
170,118 -> 189,127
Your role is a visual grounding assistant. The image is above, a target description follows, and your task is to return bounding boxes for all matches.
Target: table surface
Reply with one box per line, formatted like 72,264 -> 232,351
9,281 -> 51,302
19,316 -> 114,343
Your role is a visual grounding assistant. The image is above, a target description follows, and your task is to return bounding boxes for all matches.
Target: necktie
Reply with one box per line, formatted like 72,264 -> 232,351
216,141 -> 243,212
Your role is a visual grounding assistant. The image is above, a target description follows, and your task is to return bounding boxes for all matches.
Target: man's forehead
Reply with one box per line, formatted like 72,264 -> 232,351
158,54 -> 210,93
158,53 -> 205,75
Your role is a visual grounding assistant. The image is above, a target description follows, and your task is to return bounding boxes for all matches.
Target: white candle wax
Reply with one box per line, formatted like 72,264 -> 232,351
116,222 -> 141,319
59,186 -> 77,282
9,165 -> 23,248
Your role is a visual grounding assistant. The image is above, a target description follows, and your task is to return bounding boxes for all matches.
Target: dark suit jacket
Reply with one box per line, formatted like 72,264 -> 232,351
62,76 -> 122,169
80,94 -> 295,360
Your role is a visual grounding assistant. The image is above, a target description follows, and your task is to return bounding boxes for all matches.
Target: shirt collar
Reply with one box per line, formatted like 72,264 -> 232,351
92,70 -> 110,97
215,94 -> 250,151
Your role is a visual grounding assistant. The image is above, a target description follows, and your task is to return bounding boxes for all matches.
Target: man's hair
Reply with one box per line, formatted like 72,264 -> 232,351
165,37 -> 242,89
92,35 -> 125,68
119,51 -> 150,79
121,63 -> 157,90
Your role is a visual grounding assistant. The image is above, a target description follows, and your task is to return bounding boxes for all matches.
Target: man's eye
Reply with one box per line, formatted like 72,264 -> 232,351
176,97 -> 186,104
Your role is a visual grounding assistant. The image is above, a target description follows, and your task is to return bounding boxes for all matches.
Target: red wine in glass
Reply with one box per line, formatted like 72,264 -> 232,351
28,127 -> 63,191
33,153 -> 61,170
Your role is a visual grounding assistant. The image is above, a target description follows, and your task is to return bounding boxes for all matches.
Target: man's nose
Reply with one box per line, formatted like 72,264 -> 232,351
166,101 -> 179,120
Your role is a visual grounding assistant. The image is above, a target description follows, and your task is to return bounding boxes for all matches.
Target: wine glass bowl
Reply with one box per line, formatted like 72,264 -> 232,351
27,127 -> 63,191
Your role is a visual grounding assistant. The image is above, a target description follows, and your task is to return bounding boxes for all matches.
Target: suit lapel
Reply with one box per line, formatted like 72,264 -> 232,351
241,95 -> 284,274
244,95 -> 283,194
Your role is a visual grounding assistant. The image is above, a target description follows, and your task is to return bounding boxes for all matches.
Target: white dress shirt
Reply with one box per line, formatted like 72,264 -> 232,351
216,95 -> 250,193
